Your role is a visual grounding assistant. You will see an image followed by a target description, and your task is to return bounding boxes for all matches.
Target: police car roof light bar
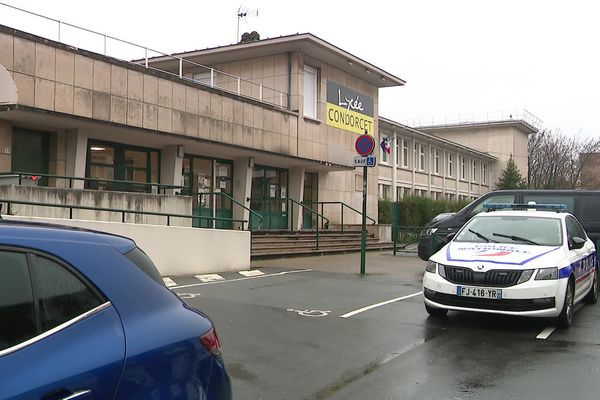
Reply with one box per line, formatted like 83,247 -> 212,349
483,203 -> 567,212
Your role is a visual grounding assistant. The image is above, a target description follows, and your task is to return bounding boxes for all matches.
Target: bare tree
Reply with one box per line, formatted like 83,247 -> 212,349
528,129 -> 600,189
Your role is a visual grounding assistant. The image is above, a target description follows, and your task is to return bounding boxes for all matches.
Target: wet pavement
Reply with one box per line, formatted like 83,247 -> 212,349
171,251 -> 600,400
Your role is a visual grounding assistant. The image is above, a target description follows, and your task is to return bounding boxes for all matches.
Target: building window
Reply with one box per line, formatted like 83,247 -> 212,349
378,184 -> 391,200
396,187 -> 404,201
395,139 -> 400,166
448,153 -> 454,177
460,156 -> 466,180
87,141 -> 159,193
419,144 -> 426,171
482,163 -> 488,184
472,160 -> 478,182
402,139 -> 409,168
303,65 -> 317,118
434,149 -> 440,174
380,133 -> 389,164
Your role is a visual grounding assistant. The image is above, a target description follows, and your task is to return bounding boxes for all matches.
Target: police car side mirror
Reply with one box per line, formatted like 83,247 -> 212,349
445,232 -> 457,243
571,236 -> 586,249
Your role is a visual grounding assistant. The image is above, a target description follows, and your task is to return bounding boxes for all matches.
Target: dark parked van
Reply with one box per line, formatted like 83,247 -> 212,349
418,190 -> 600,261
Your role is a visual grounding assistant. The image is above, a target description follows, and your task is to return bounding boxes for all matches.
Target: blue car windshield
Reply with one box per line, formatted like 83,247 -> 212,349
455,215 -> 563,246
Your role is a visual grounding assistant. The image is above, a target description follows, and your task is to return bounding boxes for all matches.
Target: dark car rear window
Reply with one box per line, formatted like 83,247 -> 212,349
125,247 -> 165,287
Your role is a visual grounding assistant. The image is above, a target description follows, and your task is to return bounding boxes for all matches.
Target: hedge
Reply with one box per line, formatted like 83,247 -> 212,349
378,196 -> 470,226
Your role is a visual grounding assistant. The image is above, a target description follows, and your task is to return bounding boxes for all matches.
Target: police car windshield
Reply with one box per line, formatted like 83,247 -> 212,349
455,215 -> 563,246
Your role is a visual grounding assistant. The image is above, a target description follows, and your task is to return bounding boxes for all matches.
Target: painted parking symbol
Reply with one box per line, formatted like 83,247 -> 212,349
286,309 -> 331,317
177,293 -> 200,299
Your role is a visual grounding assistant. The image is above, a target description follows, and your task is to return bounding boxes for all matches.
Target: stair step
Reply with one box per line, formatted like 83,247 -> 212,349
251,243 -> 394,258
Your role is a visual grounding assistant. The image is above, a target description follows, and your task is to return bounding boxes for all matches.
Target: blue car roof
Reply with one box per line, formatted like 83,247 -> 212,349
0,220 -> 136,254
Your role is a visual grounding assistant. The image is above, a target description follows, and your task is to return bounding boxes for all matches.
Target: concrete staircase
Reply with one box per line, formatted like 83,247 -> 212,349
251,229 -> 394,258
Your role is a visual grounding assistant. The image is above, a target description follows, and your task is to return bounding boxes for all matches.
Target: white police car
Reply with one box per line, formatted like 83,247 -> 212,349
423,203 -> 598,328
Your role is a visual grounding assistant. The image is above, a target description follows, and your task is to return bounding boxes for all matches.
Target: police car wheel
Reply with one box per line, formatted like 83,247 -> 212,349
557,280 -> 574,329
584,267 -> 598,305
425,304 -> 448,317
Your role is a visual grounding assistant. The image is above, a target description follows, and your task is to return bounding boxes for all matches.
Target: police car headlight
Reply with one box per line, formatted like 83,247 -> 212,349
426,261 -> 437,273
535,267 -> 559,280
517,269 -> 534,284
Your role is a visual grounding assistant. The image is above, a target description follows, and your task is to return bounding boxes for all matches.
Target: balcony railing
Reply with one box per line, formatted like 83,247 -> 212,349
0,2 -> 289,109
403,109 -> 543,132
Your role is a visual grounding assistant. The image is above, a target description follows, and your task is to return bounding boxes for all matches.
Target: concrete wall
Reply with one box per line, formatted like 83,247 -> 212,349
377,123 -> 492,202
0,185 -> 193,227
177,50 -> 381,224
4,215 -> 250,275
424,124 -> 530,188
0,27 -> 302,160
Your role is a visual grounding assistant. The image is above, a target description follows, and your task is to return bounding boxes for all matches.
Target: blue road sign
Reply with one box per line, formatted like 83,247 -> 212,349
354,156 -> 377,167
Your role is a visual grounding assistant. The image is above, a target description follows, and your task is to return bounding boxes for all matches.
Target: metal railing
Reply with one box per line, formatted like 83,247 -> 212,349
0,199 -> 251,229
392,226 -> 425,255
312,201 -> 376,232
0,172 -> 185,194
403,109 -> 543,132
186,191 -> 264,228
289,198 -> 328,250
0,2 -> 289,109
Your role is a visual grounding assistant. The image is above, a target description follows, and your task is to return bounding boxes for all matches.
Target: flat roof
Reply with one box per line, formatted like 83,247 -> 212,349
144,33 -> 406,88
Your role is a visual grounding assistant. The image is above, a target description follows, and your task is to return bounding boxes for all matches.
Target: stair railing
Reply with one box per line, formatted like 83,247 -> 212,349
313,201 -> 376,232
185,191 -> 263,229
288,198 -> 329,250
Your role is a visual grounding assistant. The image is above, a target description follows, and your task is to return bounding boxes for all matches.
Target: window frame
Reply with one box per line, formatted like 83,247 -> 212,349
0,246 -> 109,357
303,65 -> 318,119
402,139 -> 409,168
380,133 -> 389,164
86,140 -> 160,193
419,144 -> 426,171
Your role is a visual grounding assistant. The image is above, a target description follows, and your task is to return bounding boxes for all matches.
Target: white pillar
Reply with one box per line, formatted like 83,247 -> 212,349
65,129 -> 88,189
288,167 -> 305,231
233,157 -> 253,229
160,145 -> 183,195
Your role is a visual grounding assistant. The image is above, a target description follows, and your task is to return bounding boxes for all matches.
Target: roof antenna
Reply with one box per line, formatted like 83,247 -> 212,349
237,5 -> 258,43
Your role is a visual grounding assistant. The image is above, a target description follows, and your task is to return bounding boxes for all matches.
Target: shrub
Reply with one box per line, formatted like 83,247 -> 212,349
393,196 -> 469,227
378,199 -> 393,224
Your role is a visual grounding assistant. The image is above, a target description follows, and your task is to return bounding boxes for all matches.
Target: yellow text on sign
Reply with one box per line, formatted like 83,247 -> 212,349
326,103 -> 374,135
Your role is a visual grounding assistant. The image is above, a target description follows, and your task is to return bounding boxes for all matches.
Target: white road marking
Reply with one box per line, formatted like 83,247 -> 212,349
536,327 -> 556,340
339,291 -> 423,319
195,274 -> 225,283
380,339 -> 425,365
177,293 -> 200,299
170,269 -> 313,290
239,269 -> 264,277
286,309 -> 331,317
162,277 -> 177,287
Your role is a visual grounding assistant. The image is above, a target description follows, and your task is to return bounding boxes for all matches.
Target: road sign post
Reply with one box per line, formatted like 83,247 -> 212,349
354,132 -> 375,275
360,164 -> 367,275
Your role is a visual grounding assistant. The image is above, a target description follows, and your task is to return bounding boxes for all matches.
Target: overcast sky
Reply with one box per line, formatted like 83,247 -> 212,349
2,0 -> 598,137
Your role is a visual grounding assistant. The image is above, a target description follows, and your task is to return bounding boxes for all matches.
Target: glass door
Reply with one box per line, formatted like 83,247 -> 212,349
303,173 -> 318,229
250,166 -> 289,230
12,128 -> 49,186
182,156 -> 233,229
215,161 -> 233,229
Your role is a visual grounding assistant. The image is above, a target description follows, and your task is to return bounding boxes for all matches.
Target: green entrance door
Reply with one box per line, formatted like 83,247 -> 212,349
182,157 -> 233,229
250,166 -> 289,230
303,172 -> 318,229
12,128 -> 49,186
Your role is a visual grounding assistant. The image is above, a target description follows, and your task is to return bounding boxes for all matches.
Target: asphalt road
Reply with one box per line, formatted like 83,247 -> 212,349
170,252 -> 600,400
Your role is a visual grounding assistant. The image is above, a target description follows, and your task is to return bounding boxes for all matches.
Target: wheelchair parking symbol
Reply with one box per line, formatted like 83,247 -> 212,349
286,308 -> 331,317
